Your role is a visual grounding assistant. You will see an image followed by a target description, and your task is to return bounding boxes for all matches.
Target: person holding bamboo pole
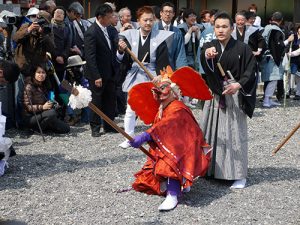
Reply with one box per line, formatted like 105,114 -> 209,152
117,6 -> 172,149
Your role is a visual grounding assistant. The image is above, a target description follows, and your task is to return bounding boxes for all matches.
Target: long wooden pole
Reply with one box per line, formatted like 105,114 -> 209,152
88,103 -> 155,160
272,122 -> 300,156
61,81 -> 155,161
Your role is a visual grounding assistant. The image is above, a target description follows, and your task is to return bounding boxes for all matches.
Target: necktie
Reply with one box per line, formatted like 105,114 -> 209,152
164,25 -> 169,31
102,27 -> 111,49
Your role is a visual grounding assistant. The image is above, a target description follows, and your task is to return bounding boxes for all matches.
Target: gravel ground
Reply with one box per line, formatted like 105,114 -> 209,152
1,97 -> 299,225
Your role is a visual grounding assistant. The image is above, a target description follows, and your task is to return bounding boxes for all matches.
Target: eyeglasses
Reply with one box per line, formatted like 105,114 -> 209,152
162,10 -> 174,15
188,14 -> 197,18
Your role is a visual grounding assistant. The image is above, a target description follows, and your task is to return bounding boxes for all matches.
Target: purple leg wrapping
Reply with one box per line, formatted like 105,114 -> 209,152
167,178 -> 181,196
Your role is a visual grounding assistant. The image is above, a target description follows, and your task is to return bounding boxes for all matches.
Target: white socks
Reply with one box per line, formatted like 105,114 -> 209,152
230,178 -> 246,189
158,192 -> 178,211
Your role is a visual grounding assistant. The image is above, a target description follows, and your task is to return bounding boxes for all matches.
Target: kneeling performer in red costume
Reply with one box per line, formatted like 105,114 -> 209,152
127,67 -> 212,211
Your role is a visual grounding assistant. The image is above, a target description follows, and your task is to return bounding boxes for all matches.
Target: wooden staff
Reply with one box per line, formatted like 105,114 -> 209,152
272,122 -> 300,156
61,81 -> 155,161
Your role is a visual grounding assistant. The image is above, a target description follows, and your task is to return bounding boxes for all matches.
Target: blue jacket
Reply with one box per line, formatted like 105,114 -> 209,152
153,21 -> 187,69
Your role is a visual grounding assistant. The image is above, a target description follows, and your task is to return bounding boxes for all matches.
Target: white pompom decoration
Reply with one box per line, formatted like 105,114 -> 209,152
68,85 -> 92,109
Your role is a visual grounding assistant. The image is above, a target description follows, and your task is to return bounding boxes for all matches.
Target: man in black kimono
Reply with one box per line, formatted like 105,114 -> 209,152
200,12 -> 257,189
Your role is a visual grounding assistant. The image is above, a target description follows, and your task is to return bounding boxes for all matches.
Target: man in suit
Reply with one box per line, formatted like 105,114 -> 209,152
84,4 -> 119,137
152,2 -> 187,70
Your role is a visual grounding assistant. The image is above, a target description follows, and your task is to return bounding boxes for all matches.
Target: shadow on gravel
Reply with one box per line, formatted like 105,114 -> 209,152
248,166 -> 300,186
0,153 -> 143,191
180,178 -> 232,208
179,166 -> 300,208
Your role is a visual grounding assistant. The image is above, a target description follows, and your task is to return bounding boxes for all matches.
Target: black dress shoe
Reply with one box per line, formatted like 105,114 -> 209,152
91,131 -> 101,137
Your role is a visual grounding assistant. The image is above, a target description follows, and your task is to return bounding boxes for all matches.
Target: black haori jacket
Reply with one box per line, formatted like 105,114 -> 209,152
201,37 -> 257,118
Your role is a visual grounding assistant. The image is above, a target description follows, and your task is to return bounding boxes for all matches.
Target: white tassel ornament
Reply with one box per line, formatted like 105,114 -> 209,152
68,85 -> 92,109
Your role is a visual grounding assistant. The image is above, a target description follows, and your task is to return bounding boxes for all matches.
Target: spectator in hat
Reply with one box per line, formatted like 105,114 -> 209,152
26,7 -> 39,22
63,55 -> 89,125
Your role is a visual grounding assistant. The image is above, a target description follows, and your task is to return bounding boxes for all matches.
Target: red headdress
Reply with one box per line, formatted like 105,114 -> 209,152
128,66 -> 212,125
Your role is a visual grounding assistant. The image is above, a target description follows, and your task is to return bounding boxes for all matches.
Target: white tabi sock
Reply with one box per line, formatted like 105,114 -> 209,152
158,192 -> 178,211
230,178 -> 247,189
118,140 -> 131,149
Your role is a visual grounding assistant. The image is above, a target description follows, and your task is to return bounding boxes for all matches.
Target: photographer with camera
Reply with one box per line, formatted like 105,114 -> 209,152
22,64 -> 70,134
13,11 -> 55,78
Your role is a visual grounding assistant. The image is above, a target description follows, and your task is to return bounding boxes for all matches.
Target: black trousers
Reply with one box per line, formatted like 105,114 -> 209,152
24,109 -> 70,134
89,79 -> 116,132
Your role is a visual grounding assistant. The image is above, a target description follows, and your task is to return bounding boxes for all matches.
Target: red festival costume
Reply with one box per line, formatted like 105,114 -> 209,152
133,100 -> 211,195
128,66 -> 213,196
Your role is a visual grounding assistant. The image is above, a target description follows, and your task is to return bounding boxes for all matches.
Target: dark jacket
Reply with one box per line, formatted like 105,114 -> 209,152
23,77 -> 48,114
13,23 -> 56,76
84,22 -> 119,82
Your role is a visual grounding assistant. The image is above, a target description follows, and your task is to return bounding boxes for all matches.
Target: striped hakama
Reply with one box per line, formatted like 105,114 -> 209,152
200,93 -> 248,180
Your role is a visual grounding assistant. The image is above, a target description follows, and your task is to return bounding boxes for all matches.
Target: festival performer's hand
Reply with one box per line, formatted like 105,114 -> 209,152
129,132 -> 152,148
222,82 -> 241,95
118,39 -> 127,53
205,47 -> 218,59
95,78 -> 102,88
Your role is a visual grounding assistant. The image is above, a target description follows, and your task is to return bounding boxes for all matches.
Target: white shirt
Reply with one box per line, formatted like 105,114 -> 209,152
96,19 -> 111,49
162,21 -> 171,31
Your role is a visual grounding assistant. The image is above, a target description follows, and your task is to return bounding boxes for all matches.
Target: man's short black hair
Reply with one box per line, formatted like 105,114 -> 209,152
214,11 -> 234,27
95,4 -> 113,18
0,60 -> 20,83
160,2 -> 175,12
183,8 -> 196,20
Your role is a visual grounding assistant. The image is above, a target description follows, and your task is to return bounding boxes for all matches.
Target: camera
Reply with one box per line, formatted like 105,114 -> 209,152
35,18 -> 52,34
3,16 -> 16,25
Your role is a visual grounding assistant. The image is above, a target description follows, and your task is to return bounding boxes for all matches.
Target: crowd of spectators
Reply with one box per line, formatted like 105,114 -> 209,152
0,1 -> 299,176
